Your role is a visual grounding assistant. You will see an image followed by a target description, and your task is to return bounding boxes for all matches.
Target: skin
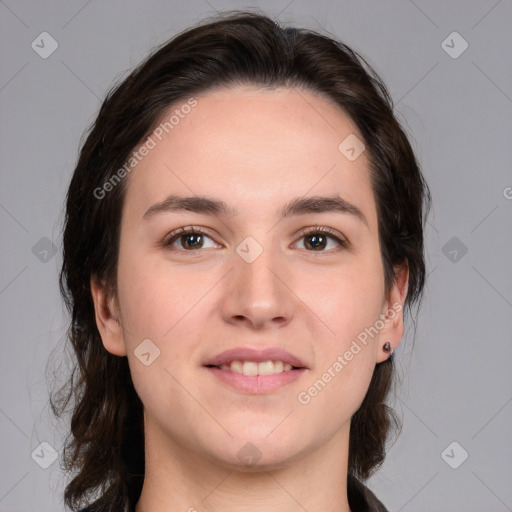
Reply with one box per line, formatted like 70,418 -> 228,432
91,85 -> 408,512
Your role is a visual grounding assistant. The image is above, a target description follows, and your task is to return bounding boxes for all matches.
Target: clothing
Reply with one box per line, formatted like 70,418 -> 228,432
348,475 -> 390,512
78,476 -> 389,512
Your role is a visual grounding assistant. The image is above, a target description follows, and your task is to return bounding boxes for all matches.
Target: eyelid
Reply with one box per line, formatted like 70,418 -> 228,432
162,225 -> 218,247
161,224 -> 349,251
294,225 -> 348,249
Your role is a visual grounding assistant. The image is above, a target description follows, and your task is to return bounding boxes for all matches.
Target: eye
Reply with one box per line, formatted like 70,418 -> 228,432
161,225 -> 348,253
294,226 -> 348,251
162,226 -> 219,251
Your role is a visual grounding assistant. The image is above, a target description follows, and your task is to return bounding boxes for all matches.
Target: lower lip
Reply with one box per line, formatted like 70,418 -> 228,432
205,367 -> 307,394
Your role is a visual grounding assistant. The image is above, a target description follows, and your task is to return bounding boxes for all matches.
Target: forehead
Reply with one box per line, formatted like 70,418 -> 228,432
122,85 -> 377,227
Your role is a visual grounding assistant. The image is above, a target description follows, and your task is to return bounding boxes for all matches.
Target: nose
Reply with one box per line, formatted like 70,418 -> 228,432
220,242 -> 295,330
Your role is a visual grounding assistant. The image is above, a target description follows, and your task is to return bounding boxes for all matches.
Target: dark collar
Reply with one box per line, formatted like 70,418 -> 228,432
348,474 -> 390,512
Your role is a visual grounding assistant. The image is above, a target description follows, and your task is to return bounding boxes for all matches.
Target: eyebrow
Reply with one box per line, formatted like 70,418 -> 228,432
142,194 -> 369,227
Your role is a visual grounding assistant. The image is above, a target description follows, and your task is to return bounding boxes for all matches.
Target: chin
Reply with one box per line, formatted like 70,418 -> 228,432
204,433 -> 307,472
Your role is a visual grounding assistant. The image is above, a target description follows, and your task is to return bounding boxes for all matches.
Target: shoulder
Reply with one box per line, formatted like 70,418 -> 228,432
348,474 -> 390,512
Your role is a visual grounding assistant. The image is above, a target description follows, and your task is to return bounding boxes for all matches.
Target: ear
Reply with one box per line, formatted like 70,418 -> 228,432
90,275 -> 127,357
375,261 -> 409,363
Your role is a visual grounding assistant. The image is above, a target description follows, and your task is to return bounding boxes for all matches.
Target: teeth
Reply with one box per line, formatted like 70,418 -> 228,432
258,360 -> 274,376
221,360 -> 296,375
242,361 -> 258,376
231,360 -> 243,374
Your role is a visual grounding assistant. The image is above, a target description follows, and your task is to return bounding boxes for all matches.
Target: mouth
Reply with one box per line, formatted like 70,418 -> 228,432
205,360 -> 303,375
202,346 -> 308,372
202,347 -> 308,394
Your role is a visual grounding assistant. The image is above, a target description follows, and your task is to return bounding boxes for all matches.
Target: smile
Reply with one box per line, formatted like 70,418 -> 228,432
209,360 -> 299,375
205,364 -> 307,394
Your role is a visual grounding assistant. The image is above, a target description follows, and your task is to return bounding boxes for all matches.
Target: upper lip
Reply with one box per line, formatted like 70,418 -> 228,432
203,347 -> 308,369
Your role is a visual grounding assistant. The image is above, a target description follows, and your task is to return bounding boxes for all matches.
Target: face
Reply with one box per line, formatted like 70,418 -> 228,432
91,85 -> 407,470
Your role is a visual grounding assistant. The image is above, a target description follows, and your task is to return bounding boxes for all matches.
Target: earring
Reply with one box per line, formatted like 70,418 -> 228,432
383,342 -> 394,361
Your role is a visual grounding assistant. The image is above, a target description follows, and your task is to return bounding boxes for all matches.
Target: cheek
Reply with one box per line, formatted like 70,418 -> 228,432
306,254 -> 384,412
300,255 -> 385,340
116,251 -> 208,393
116,249 -> 195,339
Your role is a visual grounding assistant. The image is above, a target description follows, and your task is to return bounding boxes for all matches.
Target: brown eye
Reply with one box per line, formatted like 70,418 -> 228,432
177,232 -> 204,249
163,227 -> 218,251
304,233 -> 328,250
297,227 -> 347,252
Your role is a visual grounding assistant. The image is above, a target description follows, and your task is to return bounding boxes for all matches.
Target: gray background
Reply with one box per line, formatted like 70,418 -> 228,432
1,1 -> 511,511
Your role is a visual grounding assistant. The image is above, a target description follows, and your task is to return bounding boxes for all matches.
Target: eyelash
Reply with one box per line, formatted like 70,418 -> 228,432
162,225 -> 348,252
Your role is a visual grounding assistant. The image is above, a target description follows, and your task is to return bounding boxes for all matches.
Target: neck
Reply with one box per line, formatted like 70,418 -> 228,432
135,418 -> 352,512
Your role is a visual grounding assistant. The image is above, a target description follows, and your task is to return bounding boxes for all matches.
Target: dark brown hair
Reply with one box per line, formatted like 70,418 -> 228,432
51,10 -> 431,511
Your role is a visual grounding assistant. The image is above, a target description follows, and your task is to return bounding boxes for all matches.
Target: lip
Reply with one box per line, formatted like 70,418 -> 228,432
205,366 -> 307,394
202,347 -> 308,369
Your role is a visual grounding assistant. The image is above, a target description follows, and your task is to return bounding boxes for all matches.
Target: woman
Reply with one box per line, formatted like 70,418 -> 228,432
52,10 -> 431,512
